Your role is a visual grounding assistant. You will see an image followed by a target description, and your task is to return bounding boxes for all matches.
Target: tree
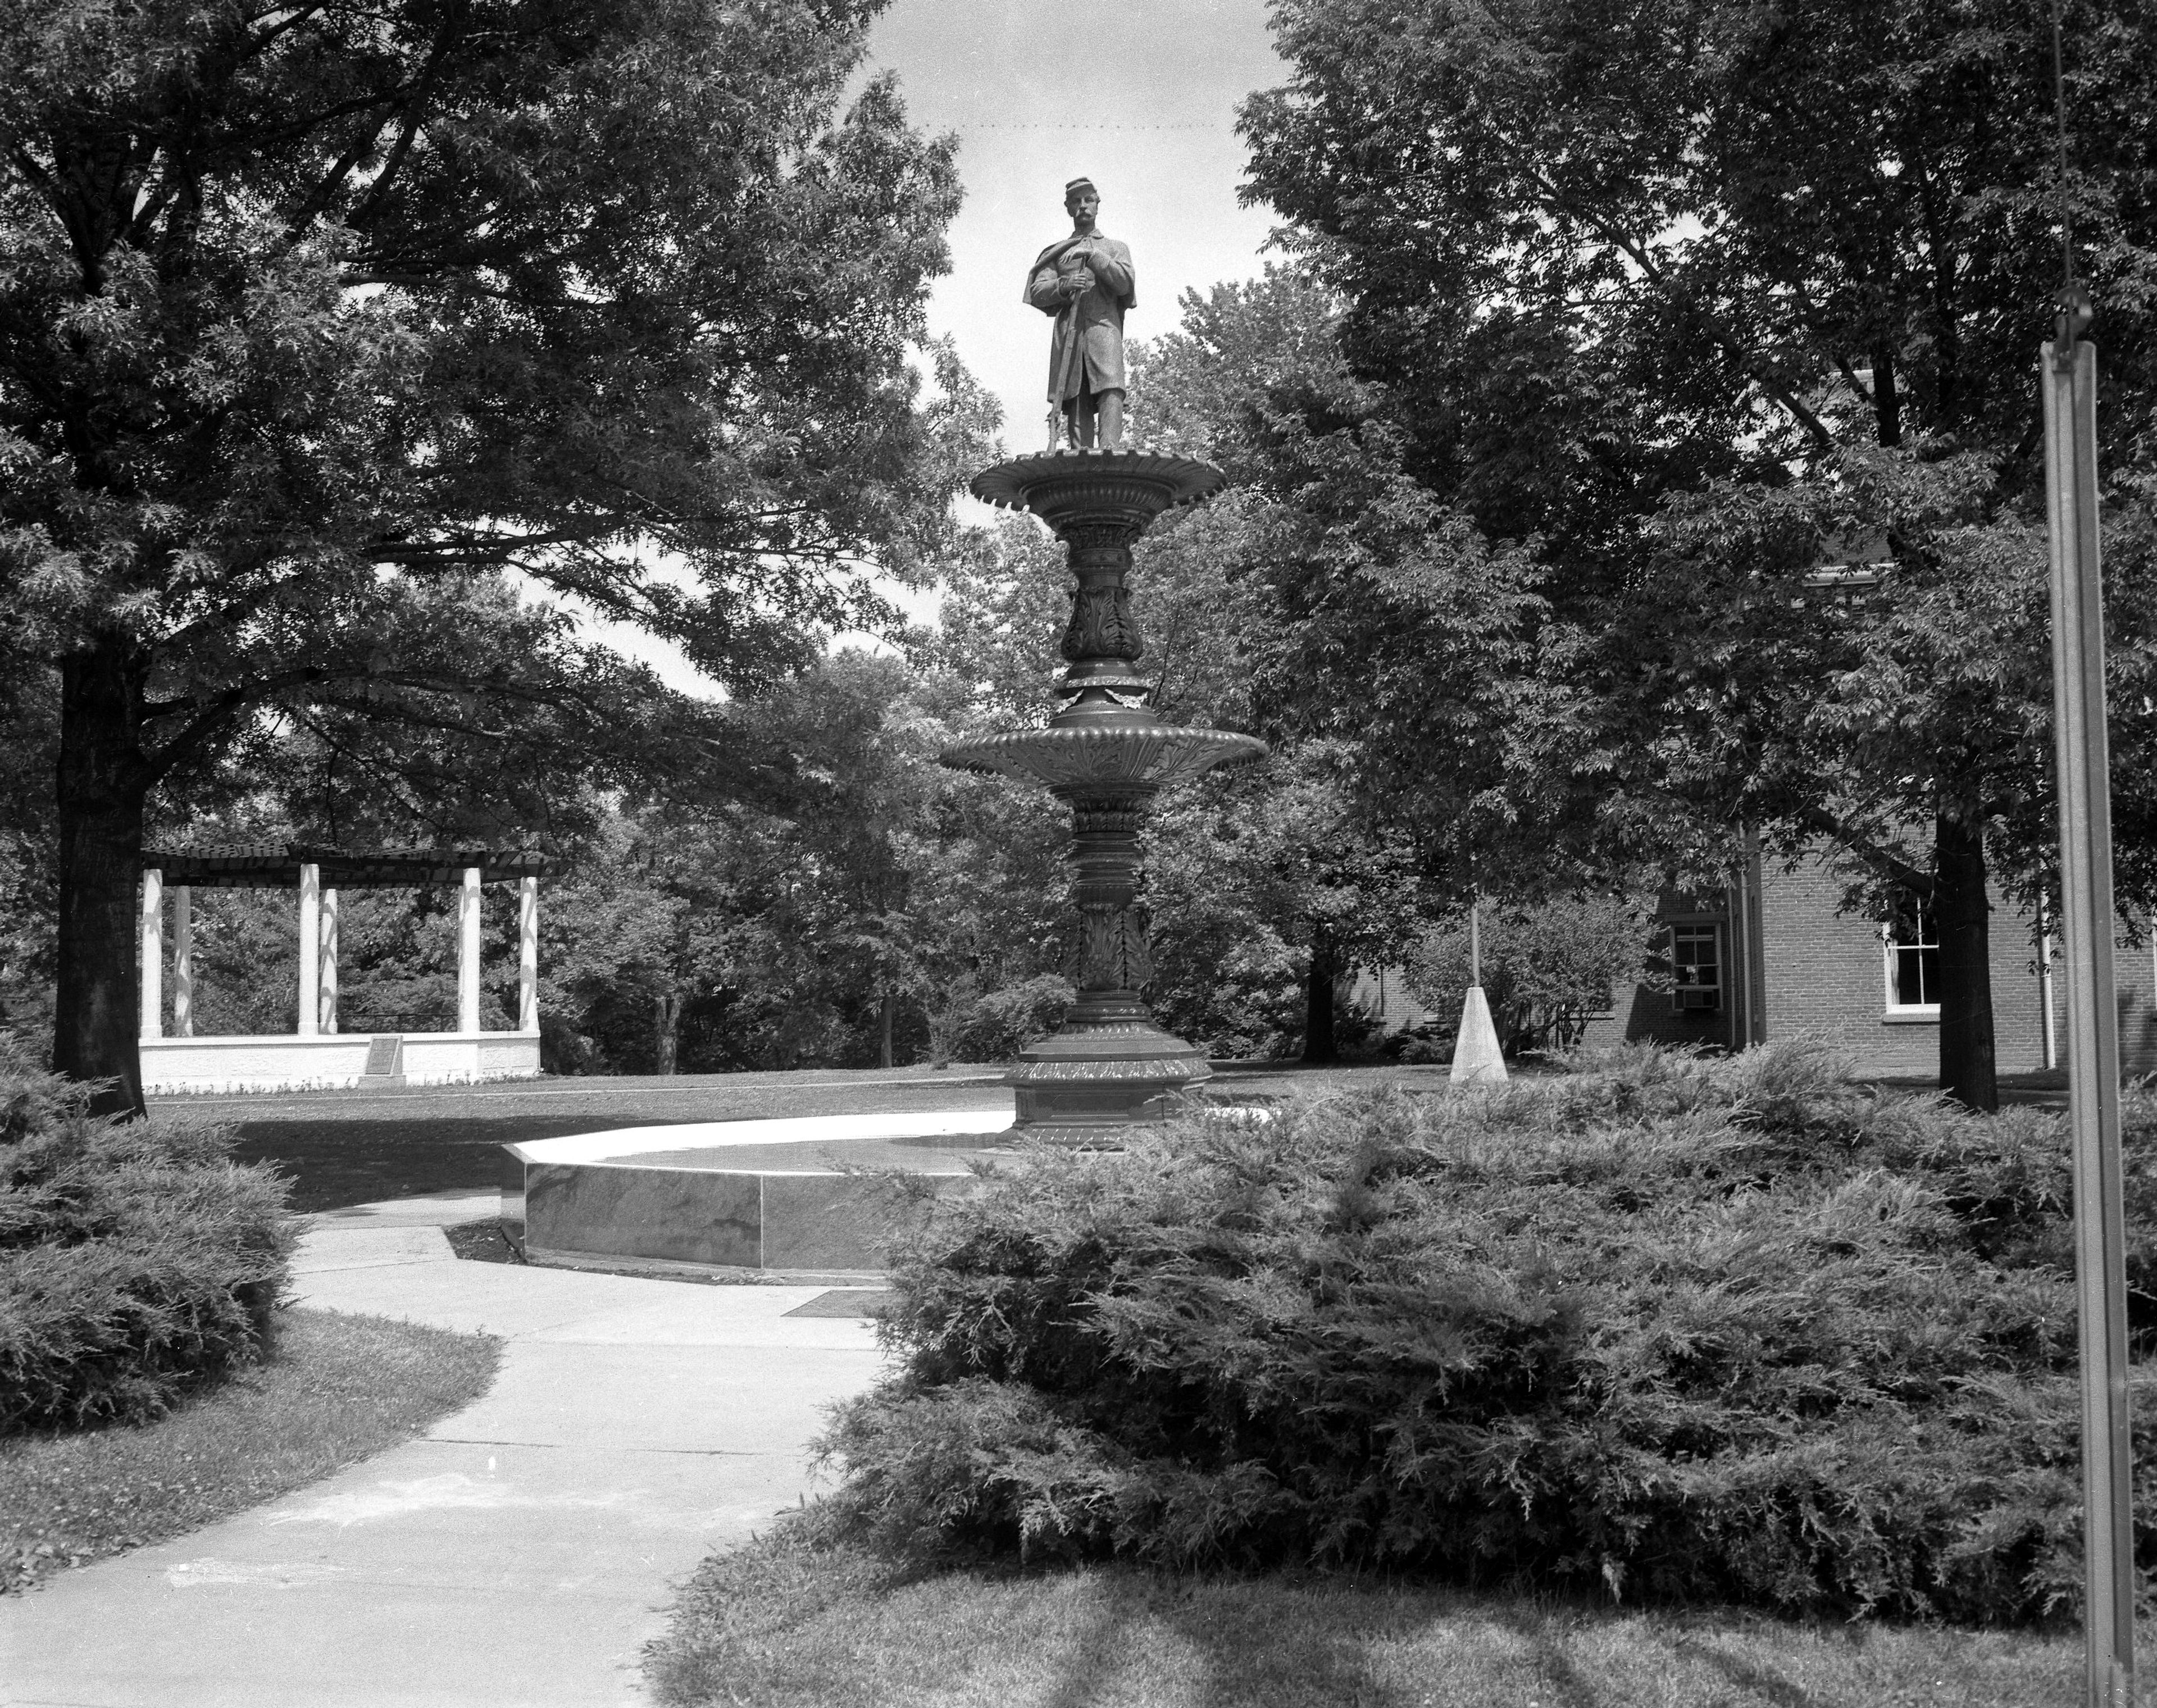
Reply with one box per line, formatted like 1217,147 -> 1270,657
541,806 -> 761,1074
1153,750 -> 1427,1064
0,653 -> 56,1042
1242,0 -> 2157,1106
1132,269 -> 1560,1057
531,643 -> 1072,1074
738,650 -> 962,1071
1137,269 -> 1548,882
1,0 -> 975,1109
1407,894 -> 1661,1057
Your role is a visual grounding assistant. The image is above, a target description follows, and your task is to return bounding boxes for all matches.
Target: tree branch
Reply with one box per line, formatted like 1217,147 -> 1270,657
239,4 -> 333,65
1794,804 -> 1931,896
6,143 -> 55,199
1505,156 -> 1839,454
348,1 -> 466,231
283,113 -> 402,242
142,662 -> 581,780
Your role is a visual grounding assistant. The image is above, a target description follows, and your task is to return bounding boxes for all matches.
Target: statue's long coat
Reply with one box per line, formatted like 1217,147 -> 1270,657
1026,233 -> 1136,402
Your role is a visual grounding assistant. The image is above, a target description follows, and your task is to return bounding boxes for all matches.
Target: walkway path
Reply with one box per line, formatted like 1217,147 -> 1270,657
0,1192 -> 886,1708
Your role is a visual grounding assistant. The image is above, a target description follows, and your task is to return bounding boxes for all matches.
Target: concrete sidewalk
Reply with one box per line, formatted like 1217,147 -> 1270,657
0,1193 -> 888,1708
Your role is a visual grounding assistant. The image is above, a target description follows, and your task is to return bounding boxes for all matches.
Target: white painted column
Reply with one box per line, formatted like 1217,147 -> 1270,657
173,885 -> 193,1037
458,867 -> 483,1033
140,868 -> 163,1040
319,888 -> 339,1035
297,863 -> 320,1037
2039,899 -> 2059,1074
517,875 -> 539,1033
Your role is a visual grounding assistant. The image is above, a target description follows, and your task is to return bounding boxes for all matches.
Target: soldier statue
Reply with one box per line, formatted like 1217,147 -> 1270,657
1026,177 -> 1135,450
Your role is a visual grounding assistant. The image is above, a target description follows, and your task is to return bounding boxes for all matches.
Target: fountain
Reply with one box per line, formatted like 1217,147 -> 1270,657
943,450 -> 1267,1144
507,181 -> 1265,1276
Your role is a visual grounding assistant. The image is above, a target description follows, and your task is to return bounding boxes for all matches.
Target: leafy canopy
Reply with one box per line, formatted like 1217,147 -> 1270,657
1,0 -> 976,782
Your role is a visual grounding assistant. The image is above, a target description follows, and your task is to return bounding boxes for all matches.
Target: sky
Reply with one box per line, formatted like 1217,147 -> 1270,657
581,0 -> 1288,695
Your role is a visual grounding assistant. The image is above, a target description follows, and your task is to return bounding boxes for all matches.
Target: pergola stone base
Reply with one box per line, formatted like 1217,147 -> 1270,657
142,1030 -> 540,1096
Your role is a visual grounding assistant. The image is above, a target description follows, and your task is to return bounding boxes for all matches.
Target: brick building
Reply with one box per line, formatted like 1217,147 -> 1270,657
1581,846 -> 2157,1077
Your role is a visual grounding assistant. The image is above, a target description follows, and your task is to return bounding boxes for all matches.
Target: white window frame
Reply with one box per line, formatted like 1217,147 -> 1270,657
1882,905 -> 1940,1019
1669,919 -> 1723,1014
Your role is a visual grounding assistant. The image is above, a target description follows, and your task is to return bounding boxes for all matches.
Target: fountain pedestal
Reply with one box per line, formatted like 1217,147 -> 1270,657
943,450 -> 1267,1146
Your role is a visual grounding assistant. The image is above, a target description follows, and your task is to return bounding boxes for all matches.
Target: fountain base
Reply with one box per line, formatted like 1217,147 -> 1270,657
1006,1009 -> 1212,1146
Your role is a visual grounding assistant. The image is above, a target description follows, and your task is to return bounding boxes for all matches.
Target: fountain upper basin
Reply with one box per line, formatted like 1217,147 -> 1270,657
940,722 -> 1267,787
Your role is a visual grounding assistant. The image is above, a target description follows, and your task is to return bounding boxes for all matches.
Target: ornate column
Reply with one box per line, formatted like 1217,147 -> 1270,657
1055,520 -> 1152,712
172,884 -> 193,1037
1062,789 -> 1157,1024
297,863 -> 320,1037
943,450 -> 1267,1145
518,876 -> 539,1033
458,867 -> 483,1033
318,887 -> 339,1035
140,868 -> 163,1040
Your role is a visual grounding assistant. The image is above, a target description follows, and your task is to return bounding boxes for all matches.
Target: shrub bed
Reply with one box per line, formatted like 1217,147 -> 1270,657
816,1041 -> 2157,1623
1,1044 -> 295,1432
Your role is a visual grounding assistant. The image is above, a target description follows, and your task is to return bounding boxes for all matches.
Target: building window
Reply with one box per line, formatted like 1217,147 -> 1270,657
1884,906 -> 1940,1013
1672,922 -> 1722,1013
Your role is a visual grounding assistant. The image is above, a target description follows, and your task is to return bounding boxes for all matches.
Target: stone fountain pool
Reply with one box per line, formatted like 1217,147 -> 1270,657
506,1109 -> 1017,1281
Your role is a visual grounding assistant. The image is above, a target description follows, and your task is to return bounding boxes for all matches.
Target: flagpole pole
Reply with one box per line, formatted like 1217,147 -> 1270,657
2044,295 -> 2135,1708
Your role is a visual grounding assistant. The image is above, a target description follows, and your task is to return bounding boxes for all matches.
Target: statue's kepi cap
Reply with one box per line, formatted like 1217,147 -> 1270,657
1064,176 -> 1098,201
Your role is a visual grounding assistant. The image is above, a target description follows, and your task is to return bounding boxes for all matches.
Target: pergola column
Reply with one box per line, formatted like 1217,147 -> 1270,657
140,868 -> 163,1040
297,863 -> 320,1036
319,887 -> 339,1034
517,875 -> 539,1033
173,885 -> 193,1037
458,866 -> 483,1033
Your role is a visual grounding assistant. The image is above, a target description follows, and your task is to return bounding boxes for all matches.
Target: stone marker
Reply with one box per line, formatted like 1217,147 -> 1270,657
1450,987 -> 1508,1084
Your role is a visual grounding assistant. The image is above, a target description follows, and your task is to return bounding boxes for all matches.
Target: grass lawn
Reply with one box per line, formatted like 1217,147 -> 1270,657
145,1062 -> 1442,1213
1,1306 -> 499,1593
159,1066 -> 1016,1211
647,1526 -> 2130,1708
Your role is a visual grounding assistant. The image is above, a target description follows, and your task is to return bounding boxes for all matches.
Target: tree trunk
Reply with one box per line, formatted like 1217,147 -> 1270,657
879,987 -> 895,1069
53,641 -> 155,1118
1869,345 -> 1901,447
1302,932 -> 1337,1065
653,990 -> 680,1074
1935,812 -> 1997,1111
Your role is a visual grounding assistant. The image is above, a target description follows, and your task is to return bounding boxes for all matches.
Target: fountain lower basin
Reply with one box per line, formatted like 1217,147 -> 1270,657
506,1110 -> 1016,1281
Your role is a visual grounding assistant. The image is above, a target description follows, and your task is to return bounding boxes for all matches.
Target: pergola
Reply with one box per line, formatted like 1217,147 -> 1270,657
139,844 -> 549,1094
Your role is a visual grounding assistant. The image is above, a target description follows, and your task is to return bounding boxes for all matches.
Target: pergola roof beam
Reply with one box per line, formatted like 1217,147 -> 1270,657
141,844 -> 550,889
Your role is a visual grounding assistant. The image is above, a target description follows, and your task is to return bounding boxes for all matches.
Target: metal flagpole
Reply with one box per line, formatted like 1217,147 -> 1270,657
2045,293 -> 2135,1708
2045,5 -> 2134,1698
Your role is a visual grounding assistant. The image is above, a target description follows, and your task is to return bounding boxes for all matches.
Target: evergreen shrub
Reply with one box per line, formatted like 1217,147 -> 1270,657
0,1042 -> 295,1432
817,1041 -> 2157,1622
